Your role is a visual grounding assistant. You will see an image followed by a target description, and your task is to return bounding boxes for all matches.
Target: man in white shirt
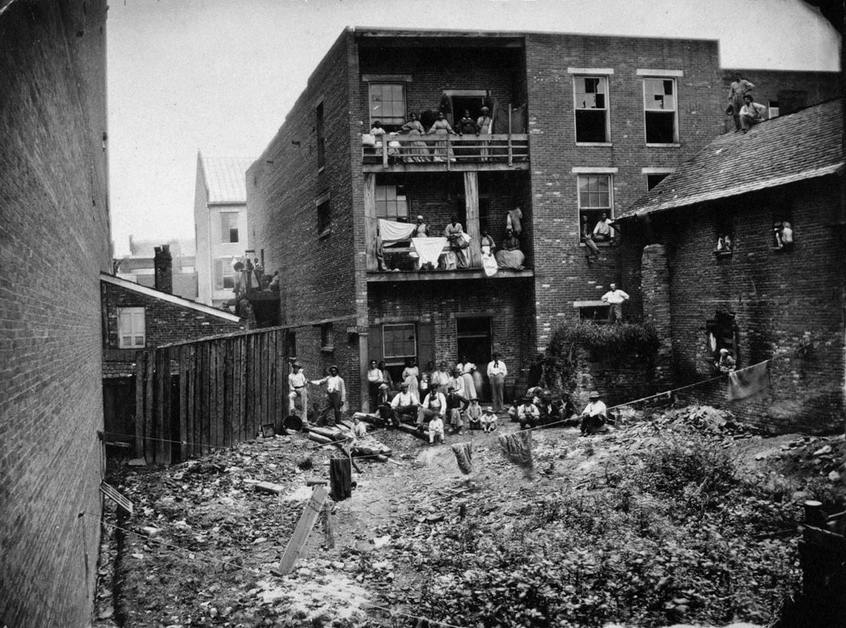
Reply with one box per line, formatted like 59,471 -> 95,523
288,363 -> 308,419
390,382 -> 420,426
517,396 -> 540,430
433,361 -> 451,389
601,283 -> 630,323
428,415 -> 445,445
487,353 -> 508,412
580,391 -> 607,436
417,383 -> 446,430
310,365 -> 346,427
592,212 -> 615,242
739,94 -> 767,133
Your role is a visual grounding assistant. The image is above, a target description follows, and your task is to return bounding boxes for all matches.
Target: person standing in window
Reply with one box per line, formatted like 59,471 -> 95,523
601,283 -> 630,323
487,353 -> 508,413
728,73 -> 755,132
716,348 -> 736,373
310,365 -> 346,427
592,212 -> 615,243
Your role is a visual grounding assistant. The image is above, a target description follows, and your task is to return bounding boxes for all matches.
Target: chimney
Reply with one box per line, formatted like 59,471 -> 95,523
154,244 -> 173,294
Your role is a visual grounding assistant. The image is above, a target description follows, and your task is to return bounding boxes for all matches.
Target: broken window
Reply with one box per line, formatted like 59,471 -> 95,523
369,83 -> 406,128
574,76 -> 609,143
375,184 -> 408,221
117,307 -> 145,349
220,212 -> 239,243
643,78 -> 678,144
646,173 -> 670,190
214,258 -> 235,290
316,196 -> 331,236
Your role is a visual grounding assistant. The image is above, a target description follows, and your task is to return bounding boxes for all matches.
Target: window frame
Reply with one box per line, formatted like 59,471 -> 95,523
575,172 -> 615,244
368,82 -> 407,129
214,257 -> 236,291
573,75 -> 611,145
316,193 -> 331,238
117,307 -> 146,349
642,76 -> 679,145
381,323 -> 417,360
374,184 -> 409,221
220,211 -> 239,244
320,323 -> 334,352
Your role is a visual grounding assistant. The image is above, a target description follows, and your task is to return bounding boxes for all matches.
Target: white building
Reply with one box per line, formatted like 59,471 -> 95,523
194,152 -> 252,306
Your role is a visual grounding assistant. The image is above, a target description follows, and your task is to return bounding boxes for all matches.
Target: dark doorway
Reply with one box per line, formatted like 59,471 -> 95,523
448,95 -> 486,127
456,316 -> 492,400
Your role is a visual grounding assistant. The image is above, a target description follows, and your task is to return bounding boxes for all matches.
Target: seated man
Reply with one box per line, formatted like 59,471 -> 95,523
537,390 -> 564,427
481,406 -> 499,433
739,94 -> 767,133
374,383 -> 394,427
390,382 -> 420,426
580,391 -> 607,436
466,398 -> 483,430
517,396 -> 540,430
445,386 -> 470,435
592,212 -> 615,243
417,383 -> 446,431
716,348 -> 736,373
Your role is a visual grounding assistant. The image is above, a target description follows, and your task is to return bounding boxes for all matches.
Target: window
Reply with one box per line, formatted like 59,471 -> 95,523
574,76 -> 609,143
578,304 -> 610,323
320,324 -> 334,352
214,258 -> 235,290
382,323 -> 416,359
316,196 -> 331,236
768,100 -> 780,119
713,212 -> 734,257
369,83 -> 406,127
647,173 -> 669,190
286,331 -> 297,359
375,184 -> 408,221
117,307 -> 145,349
220,212 -> 239,243
316,102 -> 325,170
643,78 -> 678,144
706,311 -> 739,370
577,174 -> 613,241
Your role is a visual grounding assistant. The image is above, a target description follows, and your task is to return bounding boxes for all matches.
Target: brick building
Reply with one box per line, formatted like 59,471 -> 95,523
247,27 -> 742,412
616,99 -> 844,433
116,236 -> 199,300
101,250 -> 243,443
0,0 -> 111,625
194,152 -> 253,307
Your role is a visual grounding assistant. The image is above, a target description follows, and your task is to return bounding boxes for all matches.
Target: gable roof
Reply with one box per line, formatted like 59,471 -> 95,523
619,99 -> 843,220
101,273 -> 242,323
199,154 -> 251,205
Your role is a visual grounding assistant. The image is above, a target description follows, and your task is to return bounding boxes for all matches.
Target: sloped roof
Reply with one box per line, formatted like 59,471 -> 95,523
620,99 -> 843,219
199,155 -> 251,204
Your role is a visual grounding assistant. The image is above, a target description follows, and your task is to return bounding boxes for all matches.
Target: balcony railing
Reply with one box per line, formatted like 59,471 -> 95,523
362,134 -> 529,169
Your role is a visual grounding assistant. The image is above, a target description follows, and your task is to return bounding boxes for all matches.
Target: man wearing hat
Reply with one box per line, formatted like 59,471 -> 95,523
391,382 -> 420,426
417,383 -> 446,432
517,395 -> 540,430
445,385 -> 470,435
580,391 -> 607,436
716,348 -> 736,373
288,362 -> 308,420
480,405 -> 498,432
374,382 -> 394,426
311,365 -> 346,427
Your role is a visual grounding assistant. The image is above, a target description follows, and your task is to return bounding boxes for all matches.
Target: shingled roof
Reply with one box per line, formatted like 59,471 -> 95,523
199,154 -> 251,205
619,99 -> 843,220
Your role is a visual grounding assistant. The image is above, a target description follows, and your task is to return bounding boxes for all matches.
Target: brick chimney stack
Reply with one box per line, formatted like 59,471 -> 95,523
153,244 -> 173,294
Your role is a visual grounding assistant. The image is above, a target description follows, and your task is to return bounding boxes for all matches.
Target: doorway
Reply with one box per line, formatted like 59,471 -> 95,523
456,316 -> 492,400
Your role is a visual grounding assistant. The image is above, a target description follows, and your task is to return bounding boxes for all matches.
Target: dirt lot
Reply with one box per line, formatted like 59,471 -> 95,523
92,406 -> 845,628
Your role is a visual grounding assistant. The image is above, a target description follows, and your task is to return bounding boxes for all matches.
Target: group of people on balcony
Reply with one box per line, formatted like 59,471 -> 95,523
368,106 -> 494,163
376,211 -> 527,273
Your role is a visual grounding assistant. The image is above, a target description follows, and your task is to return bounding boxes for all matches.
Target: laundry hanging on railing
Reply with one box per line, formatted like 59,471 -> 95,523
412,237 -> 448,267
378,219 -> 416,243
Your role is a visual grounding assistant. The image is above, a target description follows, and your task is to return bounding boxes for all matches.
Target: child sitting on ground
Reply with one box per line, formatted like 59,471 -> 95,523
481,406 -> 498,432
428,415 -> 445,445
466,398 -> 483,430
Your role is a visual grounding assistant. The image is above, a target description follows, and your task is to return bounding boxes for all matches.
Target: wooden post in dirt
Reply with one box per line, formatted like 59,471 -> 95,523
323,502 -> 335,549
278,485 -> 328,575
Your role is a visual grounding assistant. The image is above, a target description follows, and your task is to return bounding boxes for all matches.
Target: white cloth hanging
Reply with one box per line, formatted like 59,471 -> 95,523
379,219 -> 416,243
412,237 -> 447,268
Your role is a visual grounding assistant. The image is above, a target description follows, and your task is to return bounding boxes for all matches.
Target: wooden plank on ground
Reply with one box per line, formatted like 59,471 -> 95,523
134,353 -> 145,458
278,486 -> 328,575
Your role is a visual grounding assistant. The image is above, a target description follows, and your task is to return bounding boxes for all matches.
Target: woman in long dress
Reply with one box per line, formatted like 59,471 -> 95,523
400,112 -> 430,162
427,111 -> 457,162
402,358 -> 420,398
495,227 -> 526,270
444,215 -> 469,269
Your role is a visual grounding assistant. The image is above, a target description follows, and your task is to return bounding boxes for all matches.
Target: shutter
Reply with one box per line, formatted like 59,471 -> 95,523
368,325 -> 383,364
417,322 -> 434,370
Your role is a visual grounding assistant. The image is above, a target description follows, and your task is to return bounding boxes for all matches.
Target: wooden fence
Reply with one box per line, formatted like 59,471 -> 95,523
134,327 -> 287,465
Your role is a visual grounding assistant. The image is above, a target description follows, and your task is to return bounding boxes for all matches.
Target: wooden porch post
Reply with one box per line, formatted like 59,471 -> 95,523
464,171 -> 482,268
363,174 -> 378,271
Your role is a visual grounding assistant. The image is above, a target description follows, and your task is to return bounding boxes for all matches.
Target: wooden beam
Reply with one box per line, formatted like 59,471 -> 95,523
464,171 -> 482,268
363,174 -> 378,271
278,486 -> 328,575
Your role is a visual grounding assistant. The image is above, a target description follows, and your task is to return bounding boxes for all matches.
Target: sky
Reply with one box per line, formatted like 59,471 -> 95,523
107,0 -> 841,256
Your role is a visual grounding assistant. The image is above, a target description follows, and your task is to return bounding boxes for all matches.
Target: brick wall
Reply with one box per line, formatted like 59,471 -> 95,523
524,33 -> 724,350
0,1 -> 111,626
722,69 -> 841,132
101,279 -> 244,352
639,177 -> 844,433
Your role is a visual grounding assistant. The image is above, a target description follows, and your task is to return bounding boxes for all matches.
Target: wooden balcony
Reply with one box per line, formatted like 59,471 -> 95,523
362,134 -> 529,172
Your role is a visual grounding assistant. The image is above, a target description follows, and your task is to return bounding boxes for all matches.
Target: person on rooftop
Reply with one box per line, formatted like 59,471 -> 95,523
739,94 -> 767,133
728,72 -> 755,132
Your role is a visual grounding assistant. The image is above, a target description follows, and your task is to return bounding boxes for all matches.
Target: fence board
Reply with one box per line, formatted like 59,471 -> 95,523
144,349 -> 154,463
200,342 -> 210,456
160,347 -> 172,466
178,347 -> 187,461
134,353 -> 145,457
186,346 -> 196,458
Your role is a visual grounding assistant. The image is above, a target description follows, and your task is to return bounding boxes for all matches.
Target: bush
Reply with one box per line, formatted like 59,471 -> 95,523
549,320 -> 659,360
